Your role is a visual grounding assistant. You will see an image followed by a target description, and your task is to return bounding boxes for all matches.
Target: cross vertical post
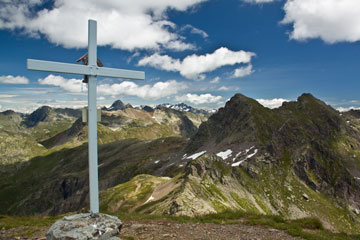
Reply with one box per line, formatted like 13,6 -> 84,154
26,19 -> 145,214
87,19 -> 99,213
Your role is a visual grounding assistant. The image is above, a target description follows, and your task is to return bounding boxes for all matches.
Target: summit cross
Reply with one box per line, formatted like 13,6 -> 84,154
27,19 -> 145,213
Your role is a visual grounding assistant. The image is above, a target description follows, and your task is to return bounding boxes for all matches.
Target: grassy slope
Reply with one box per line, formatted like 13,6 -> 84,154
0,137 -> 186,215
99,155 -> 360,234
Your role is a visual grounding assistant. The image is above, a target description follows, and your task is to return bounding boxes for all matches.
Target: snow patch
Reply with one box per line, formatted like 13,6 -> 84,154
246,149 -> 258,159
355,177 -> 360,180
179,164 -> 184,167
232,160 -> 244,167
144,195 -> 155,204
109,127 -> 121,131
155,160 -> 160,164
231,149 -> 258,167
186,151 -> 206,160
216,149 -> 233,160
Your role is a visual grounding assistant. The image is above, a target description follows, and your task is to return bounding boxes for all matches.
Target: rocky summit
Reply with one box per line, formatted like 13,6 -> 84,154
0,93 -> 360,234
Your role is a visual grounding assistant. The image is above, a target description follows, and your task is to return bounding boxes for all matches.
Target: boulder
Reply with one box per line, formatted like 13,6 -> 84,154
46,213 -> 122,240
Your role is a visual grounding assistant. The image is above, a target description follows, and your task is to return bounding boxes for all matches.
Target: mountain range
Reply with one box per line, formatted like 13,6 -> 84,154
0,94 -> 359,234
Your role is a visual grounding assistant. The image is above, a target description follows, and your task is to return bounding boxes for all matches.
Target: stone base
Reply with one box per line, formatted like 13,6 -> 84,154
46,213 -> 122,240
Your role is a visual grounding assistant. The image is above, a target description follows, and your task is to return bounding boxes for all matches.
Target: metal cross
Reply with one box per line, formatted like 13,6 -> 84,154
27,19 -> 145,213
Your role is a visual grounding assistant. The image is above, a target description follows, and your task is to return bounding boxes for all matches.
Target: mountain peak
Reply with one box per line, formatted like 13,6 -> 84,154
109,100 -> 125,111
24,106 -> 53,127
297,93 -> 318,103
1,110 -> 16,115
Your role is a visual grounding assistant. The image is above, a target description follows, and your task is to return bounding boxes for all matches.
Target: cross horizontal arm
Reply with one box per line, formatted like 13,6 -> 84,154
97,67 -> 145,80
28,59 -> 91,76
27,59 -> 145,80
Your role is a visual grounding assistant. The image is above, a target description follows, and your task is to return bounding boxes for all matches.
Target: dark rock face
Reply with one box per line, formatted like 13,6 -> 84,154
104,100 -> 133,111
187,93 -> 360,211
107,100 -> 126,111
24,106 -> 52,127
186,94 -> 259,152
142,105 -> 154,113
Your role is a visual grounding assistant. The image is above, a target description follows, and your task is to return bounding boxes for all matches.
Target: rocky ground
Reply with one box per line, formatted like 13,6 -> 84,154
0,218 -> 302,240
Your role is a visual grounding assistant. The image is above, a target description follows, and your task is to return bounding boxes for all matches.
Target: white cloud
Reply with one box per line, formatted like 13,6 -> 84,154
182,24 -> 208,38
0,0 -> 207,51
0,94 -> 18,98
282,0 -> 360,43
232,64 -> 254,78
97,80 -> 187,100
139,47 -> 255,80
175,93 -> 222,105
0,75 -> 29,84
243,0 -> 276,3
337,106 -> 360,112
210,77 -> 220,84
256,98 -> 289,109
38,75 -> 84,93
218,86 -> 230,91
38,74 -> 187,100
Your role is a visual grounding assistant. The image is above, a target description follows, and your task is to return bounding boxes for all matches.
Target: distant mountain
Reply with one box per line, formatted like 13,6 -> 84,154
141,105 -> 155,113
157,103 -> 215,115
2,93 -> 360,233
24,106 -> 53,127
0,106 -> 80,166
103,100 -> 133,111
105,100 -> 126,111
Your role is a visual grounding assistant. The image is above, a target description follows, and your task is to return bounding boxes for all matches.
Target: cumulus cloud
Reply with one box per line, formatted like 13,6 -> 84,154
175,93 -> 222,105
256,98 -> 289,109
210,77 -> 220,84
243,0 -> 276,3
0,0 -> 207,51
282,0 -> 360,43
0,75 -> 29,84
139,47 -> 255,80
218,86 -> 230,91
232,64 -> 254,78
38,75 -> 84,93
97,80 -> 187,100
38,74 -> 187,100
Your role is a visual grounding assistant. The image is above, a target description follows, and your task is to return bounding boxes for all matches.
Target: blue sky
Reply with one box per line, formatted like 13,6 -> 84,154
0,0 -> 360,113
